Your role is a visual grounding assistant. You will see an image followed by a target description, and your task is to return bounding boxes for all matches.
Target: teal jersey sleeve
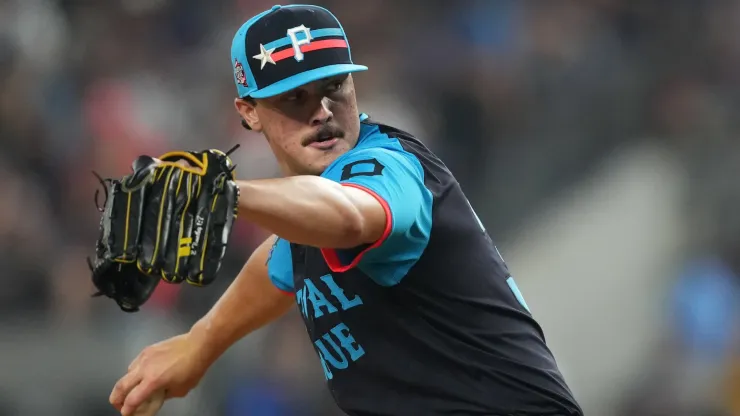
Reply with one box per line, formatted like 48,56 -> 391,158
267,237 -> 295,293
320,144 -> 433,286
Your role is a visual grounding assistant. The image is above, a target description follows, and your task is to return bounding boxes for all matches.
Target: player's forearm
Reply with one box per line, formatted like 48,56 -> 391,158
188,238 -> 293,365
236,176 -> 373,248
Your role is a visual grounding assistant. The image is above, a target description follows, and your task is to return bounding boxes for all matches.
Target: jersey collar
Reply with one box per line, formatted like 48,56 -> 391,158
356,112 -> 377,146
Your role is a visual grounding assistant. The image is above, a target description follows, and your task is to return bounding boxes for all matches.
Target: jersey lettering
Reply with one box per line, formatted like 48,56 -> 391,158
304,279 -> 338,318
464,196 -> 486,233
314,322 -> 366,380
340,158 -> 385,181
321,274 -> 363,310
297,275 -> 367,380
464,197 -> 528,312
506,276 -> 531,313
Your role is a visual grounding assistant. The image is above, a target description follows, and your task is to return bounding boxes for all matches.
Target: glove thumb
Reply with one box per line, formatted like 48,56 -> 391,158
123,155 -> 158,191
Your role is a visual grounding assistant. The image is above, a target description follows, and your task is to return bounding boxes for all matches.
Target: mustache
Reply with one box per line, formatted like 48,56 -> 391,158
303,125 -> 345,145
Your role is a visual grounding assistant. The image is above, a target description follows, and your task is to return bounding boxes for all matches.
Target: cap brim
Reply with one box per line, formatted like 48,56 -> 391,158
248,64 -> 368,99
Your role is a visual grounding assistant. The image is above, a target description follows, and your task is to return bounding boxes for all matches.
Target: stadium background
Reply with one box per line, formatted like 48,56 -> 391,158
1,0 -> 740,415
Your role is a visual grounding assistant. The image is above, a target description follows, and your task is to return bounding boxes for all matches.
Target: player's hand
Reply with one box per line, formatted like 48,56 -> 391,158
110,333 -> 210,416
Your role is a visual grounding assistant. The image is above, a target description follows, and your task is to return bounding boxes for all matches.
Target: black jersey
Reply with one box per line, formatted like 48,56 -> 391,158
267,114 -> 583,416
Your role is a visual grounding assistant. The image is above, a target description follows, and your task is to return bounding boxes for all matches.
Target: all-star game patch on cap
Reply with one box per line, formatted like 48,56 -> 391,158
231,4 -> 368,99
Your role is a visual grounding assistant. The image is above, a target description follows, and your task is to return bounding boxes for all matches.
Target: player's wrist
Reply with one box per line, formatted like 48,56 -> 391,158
234,179 -> 259,212
187,318 -> 227,368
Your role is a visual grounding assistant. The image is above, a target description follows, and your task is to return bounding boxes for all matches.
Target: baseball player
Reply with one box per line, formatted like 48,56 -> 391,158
109,4 -> 583,415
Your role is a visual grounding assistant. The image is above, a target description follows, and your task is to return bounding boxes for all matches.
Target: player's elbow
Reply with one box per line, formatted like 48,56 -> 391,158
331,184 -> 388,248
332,206 -> 367,249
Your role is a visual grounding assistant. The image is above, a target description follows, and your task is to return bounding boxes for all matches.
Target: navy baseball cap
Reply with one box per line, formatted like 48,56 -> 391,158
231,4 -> 368,99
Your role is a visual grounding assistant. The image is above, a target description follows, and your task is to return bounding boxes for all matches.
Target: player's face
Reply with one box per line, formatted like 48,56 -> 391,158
236,74 -> 361,176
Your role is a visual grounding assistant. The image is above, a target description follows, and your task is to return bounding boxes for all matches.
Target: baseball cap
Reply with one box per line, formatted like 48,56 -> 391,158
231,4 -> 368,99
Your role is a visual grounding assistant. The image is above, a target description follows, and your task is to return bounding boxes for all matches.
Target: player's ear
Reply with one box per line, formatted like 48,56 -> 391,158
235,97 -> 262,132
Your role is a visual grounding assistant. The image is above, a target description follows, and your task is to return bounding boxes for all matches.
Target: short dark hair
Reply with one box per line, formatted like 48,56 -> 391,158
240,96 -> 257,130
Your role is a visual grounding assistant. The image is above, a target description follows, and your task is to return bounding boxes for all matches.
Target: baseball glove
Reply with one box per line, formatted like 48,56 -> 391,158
88,146 -> 241,312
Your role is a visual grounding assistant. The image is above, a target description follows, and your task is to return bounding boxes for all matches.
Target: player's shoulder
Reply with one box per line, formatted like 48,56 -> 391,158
322,116 -> 424,179
361,115 -> 451,179
358,115 -> 459,196
358,114 -> 425,152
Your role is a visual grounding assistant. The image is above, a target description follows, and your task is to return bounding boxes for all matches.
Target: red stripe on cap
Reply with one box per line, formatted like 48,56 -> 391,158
272,39 -> 348,62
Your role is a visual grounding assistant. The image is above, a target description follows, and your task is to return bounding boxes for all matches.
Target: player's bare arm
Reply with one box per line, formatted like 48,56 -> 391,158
110,235 -> 293,416
236,177 -> 386,249
189,234 -> 295,363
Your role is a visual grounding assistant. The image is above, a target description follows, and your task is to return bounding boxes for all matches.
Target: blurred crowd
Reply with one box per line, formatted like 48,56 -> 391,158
2,0 -> 740,415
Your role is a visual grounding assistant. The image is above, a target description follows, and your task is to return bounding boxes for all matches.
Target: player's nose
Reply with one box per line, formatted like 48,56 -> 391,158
310,97 -> 333,126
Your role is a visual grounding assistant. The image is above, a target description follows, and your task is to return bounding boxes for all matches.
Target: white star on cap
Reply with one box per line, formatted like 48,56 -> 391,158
253,43 -> 276,69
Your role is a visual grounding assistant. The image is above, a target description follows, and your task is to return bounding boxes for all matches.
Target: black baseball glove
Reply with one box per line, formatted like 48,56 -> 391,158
88,146 -> 240,312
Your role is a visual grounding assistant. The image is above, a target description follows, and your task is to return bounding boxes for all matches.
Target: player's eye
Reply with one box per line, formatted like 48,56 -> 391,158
284,90 -> 306,102
326,80 -> 343,94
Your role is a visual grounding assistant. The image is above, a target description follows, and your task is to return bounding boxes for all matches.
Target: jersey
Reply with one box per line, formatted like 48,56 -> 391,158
267,114 -> 583,416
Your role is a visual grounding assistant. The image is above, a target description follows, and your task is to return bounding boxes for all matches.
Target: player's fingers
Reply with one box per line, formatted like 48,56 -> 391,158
120,380 -> 159,416
128,356 -> 141,372
110,371 -> 143,410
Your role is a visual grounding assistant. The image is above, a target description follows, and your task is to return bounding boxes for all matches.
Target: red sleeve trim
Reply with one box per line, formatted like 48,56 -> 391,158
321,183 -> 393,273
